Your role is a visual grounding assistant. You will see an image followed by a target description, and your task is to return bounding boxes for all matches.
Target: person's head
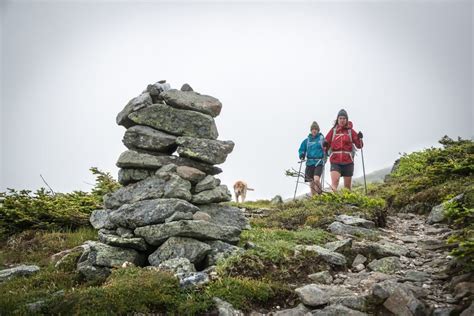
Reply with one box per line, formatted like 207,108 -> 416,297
310,121 -> 320,136
335,109 -> 348,127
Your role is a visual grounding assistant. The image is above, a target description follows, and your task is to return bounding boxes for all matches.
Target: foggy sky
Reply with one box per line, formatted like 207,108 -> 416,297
1,0 -> 472,200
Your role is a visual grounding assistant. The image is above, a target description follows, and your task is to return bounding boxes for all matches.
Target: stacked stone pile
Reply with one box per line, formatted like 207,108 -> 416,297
78,80 -> 248,285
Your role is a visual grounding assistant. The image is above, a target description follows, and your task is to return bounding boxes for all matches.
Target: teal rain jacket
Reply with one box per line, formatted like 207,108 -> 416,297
298,133 -> 326,166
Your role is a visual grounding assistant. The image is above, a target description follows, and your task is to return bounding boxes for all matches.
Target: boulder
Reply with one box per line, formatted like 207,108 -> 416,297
461,302 -> 474,316
118,168 -> 153,185
192,185 -> 232,204
204,240 -> 243,266
109,198 -> 199,229
198,204 -> 250,230
98,230 -> 147,251
295,284 -> 353,307
194,175 -> 220,193
327,221 -> 377,237
128,104 -> 218,139
104,174 -> 192,209
352,254 -> 368,268
116,227 -> 134,238
0,265 -> 40,282
383,287 -> 428,316
179,271 -> 210,288
176,137 -> 234,165
308,271 -> 333,284
367,257 -> 401,274
213,297 -> 244,316
116,150 -> 222,175
295,245 -> 347,267
324,238 -> 353,254
176,166 -> 206,184
122,125 -> 177,153
89,209 -> 114,230
79,241 -> 144,268
180,83 -> 193,92
427,194 -> 464,224
160,89 -> 222,117
335,215 -> 376,229
146,80 -> 171,102
352,241 -> 409,259
134,220 -> 242,246
148,237 -> 211,266
371,280 -> 426,302
116,92 -> 152,128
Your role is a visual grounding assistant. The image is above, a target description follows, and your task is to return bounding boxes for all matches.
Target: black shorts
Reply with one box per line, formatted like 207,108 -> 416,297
305,165 -> 323,182
330,163 -> 354,177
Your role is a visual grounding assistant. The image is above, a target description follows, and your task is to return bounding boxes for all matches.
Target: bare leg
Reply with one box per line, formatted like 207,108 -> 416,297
313,175 -> 322,194
343,176 -> 352,190
310,180 -> 317,196
331,171 -> 341,192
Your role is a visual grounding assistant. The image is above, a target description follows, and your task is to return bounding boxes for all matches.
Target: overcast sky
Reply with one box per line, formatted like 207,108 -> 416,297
1,0 -> 472,200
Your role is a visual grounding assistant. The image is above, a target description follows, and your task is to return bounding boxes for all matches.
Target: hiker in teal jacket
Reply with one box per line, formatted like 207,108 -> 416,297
298,121 -> 326,195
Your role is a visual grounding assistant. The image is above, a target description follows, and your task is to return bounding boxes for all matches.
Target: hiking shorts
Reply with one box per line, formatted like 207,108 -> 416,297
330,163 -> 354,177
305,165 -> 323,182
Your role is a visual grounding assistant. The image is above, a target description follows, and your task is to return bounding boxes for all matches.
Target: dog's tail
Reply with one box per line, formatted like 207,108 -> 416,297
247,188 -> 255,191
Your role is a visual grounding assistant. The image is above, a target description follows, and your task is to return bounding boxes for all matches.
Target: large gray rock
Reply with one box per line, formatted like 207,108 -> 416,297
213,297 -> 244,316
118,168 -> 153,185
176,166 -> 206,184
294,245 -> 347,266
176,137 -> 234,165
104,174 -> 192,209
194,175 -> 220,193
134,220 -> 242,246
329,294 -> 372,313
123,125 -> 177,153
165,211 -> 194,223
310,305 -> 368,316
367,257 -> 402,274
427,194 -> 463,224
116,92 -> 153,128
80,241 -> 144,268
204,240 -> 243,266
148,236 -> 211,266
155,257 -> 196,275
146,80 -> 171,102
383,287 -> 428,316
352,241 -> 409,259
324,238 -> 353,254
335,215 -> 376,229
0,265 -> 40,282
371,280 -> 426,302
295,284 -> 353,307
116,150 -> 222,175
192,185 -> 232,204
89,209 -> 114,230
109,198 -> 199,229
308,271 -> 333,284
328,221 -> 377,237
128,104 -> 218,139
98,230 -> 147,251
198,204 -> 250,230
160,89 -> 222,118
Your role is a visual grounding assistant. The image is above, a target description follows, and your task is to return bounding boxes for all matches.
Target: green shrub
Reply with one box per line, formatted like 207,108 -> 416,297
0,168 -> 120,239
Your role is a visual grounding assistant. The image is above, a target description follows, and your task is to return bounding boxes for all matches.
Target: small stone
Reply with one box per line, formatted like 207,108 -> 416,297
0,265 -> 40,282
308,271 -> 333,284
180,83 -> 193,92
335,214 -> 376,229
367,257 -> 402,274
165,211 -> 194,223
176,166 -> 206,184
352,254 -> 367,267
193,211 -> 212,221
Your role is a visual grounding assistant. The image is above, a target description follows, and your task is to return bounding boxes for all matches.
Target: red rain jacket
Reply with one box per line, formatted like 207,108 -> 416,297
325,121 -> 363,164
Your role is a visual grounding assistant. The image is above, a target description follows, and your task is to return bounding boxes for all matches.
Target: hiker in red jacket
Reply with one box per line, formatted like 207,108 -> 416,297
324,109 -> 363,191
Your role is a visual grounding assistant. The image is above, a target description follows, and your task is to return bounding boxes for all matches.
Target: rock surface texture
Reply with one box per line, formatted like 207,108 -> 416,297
76,80 -> 246,284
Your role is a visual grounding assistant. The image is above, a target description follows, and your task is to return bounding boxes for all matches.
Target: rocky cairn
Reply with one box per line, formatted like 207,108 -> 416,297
79,80 -> 247,285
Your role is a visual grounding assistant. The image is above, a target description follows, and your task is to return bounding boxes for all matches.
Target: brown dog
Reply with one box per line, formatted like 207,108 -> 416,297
233,180 -> 254,203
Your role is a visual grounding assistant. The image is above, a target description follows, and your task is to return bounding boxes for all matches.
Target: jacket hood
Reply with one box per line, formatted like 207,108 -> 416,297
336,121 -> 353,132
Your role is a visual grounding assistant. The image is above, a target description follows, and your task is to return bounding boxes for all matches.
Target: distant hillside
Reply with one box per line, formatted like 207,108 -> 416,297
353,166 -> 392,185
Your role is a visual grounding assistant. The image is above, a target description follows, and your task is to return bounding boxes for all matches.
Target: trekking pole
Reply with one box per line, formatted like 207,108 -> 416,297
293,160 -> 304,200
361,147 -> 368,195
